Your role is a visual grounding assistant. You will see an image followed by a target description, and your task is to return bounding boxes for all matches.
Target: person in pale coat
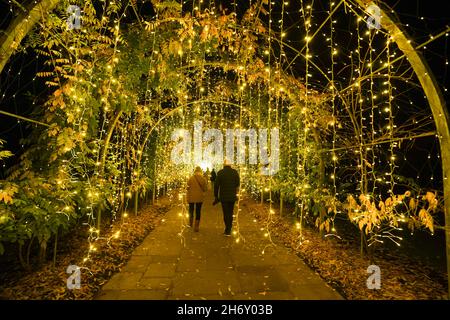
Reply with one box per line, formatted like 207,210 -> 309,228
186,166 -> 208,231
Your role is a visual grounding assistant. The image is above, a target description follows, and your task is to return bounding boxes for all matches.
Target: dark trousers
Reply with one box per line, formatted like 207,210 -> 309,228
221,201 -> 235,234
189,203 -> 202,223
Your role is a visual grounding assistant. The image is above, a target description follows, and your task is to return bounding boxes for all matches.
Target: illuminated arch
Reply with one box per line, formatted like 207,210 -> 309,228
0,0 -> 449,297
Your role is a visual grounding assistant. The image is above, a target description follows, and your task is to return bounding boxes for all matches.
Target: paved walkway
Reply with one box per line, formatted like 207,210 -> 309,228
96,190 -> 342,300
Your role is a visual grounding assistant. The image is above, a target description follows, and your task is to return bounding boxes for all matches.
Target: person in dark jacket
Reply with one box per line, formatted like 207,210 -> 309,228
214,160 -> 240,236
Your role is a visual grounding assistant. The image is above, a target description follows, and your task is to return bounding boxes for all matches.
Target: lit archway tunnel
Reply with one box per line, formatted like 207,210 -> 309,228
0,0 -> 449,299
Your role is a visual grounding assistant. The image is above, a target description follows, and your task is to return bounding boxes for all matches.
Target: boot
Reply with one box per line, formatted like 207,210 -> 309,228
194,220 -> 200,232
189,215 -> 193,228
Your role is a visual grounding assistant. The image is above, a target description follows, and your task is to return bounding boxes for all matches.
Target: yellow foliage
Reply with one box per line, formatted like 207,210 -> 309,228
409,198 -> 416,210
0,184 -> 18,204
424,192 -> 438,211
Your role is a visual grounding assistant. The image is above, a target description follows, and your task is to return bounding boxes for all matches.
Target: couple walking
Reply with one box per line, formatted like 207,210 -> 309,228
186,161 -> 240,236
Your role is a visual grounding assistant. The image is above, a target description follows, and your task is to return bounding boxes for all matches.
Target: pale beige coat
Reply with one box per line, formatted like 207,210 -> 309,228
186,173 -> 207,203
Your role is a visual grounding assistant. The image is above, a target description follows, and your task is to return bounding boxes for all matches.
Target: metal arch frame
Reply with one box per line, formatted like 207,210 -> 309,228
0,0 -> 60,72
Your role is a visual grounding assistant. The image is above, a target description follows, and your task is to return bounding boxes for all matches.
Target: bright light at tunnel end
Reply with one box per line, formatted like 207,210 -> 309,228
199,160 -> 210,172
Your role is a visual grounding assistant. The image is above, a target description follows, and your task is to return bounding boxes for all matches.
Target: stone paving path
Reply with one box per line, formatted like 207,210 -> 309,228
96,191 -> 342,300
